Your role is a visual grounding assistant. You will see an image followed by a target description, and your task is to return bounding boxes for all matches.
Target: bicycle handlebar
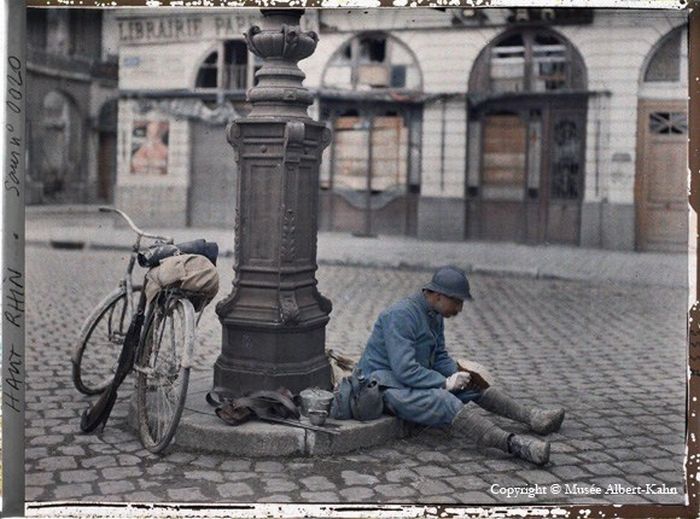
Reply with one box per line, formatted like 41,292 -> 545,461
99,206 -> 174,243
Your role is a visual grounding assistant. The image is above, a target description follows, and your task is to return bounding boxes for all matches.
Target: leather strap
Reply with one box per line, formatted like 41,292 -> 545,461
208,388 -> 300,426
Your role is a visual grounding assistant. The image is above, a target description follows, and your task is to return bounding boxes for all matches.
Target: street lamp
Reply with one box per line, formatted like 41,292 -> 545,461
213,9 -> 333,396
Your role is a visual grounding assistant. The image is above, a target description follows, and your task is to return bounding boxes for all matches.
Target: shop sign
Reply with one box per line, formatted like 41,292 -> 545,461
505,8 -> 594,26
118,13 -> 318,45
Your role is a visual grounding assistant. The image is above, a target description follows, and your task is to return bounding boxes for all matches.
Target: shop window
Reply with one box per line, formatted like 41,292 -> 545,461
644,30 -> 682,82
391,66 -> 407,88
68,10 -> 102,60
473,29 -> 585,94
323,33 -> 421,91
27,9 -> 47,49
195,40 -> 249,91
196,52 -> 219,89
360,37 -> 386,63
532,34 -> 567,92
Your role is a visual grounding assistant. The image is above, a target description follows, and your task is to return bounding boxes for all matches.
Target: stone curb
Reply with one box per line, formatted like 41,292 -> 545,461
31,237 -> 554,281
128,375 -> 408,457
27,236 -> 687,287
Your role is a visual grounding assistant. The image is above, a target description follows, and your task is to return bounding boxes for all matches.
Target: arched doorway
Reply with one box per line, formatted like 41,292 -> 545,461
635,27 -> 688,252
319,33 -> 423,236
467,29 -> 588,244
38,90 -> 83,202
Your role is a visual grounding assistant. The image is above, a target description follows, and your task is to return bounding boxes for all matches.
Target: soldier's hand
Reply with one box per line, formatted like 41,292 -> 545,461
445,372 -> 472,392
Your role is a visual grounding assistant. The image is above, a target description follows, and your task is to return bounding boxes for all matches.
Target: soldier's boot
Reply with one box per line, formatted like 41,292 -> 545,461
476,387 -> 565,435
451,406 -> 550,466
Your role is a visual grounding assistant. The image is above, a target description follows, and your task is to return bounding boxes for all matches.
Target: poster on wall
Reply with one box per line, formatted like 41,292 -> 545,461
130,120 -> 169,175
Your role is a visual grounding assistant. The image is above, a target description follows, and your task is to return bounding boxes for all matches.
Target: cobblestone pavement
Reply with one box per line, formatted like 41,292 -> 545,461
25,246 -> 687,506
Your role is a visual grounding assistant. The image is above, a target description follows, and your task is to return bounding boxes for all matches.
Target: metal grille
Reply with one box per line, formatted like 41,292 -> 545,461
550,119 -> 581,199
649,112 -> 687,135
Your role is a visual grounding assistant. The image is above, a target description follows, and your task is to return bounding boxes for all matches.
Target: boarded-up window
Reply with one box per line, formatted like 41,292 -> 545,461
371,116 -> 408,191
490,35 -> 526,93
473,29 -> 585,94
323,34 -> 421,91
482,114 -> 526,187
333,114 -> 408,192
333,116 -> 369,191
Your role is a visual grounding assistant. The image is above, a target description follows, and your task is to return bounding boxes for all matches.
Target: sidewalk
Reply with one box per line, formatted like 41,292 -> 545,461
26,205 -> 690,288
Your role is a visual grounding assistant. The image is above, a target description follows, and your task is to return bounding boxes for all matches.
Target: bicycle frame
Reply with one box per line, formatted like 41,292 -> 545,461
98,206 -> 173,320
138,288 -> 205,372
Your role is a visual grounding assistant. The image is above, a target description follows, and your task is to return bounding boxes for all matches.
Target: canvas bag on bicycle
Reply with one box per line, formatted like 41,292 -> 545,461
80,254 -> 219,434
144,254 -> 219,311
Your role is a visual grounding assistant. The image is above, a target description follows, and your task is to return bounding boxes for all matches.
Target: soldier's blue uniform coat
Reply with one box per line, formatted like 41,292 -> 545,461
357,291 -> 482,427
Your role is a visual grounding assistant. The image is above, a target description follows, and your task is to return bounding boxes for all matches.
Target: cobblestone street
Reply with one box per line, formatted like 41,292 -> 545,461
25,246 -> 687,506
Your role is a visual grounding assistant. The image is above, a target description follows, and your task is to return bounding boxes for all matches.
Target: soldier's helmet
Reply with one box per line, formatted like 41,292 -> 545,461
423,265 -> 472,301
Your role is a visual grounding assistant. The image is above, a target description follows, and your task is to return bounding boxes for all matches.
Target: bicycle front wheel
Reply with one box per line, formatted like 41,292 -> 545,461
136,296 -> 195,453
72,285 -> 143,395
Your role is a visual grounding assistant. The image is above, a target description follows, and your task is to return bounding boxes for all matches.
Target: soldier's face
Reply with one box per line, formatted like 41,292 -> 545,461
435,294 -> 463,318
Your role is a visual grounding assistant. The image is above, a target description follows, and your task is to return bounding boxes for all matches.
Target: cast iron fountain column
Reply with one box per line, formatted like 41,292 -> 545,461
214,9 -> 333,396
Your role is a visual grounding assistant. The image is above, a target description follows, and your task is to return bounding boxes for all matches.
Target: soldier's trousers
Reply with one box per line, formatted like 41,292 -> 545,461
382,386 -> 483,427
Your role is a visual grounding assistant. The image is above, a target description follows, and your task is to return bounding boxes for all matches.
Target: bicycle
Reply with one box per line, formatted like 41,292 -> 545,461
71,207 -> 171,396
74,207 -> 217,453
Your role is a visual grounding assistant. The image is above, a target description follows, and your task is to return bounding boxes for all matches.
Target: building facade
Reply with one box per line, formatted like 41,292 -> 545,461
101,8 -> 687,251
26,9 -> 119,205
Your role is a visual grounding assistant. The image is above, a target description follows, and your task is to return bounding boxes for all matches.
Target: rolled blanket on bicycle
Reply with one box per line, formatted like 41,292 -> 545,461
144,254 -> 219,311
138,239 -> 219,268
210,388 -> 300,426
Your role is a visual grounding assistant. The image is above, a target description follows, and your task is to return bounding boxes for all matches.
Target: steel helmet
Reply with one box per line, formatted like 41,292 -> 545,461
423,265 -> 472,301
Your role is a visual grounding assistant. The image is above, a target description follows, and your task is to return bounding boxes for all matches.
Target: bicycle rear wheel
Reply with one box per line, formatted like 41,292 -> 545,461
72,286 -> 142,395
136,296 -> 195,453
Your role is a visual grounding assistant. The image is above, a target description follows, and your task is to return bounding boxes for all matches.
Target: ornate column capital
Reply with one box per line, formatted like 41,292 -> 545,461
244,10 -> 318,119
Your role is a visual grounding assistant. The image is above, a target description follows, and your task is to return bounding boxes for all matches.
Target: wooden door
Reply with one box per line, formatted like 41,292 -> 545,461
636,100 -> 688,252
97,132 -> 116,202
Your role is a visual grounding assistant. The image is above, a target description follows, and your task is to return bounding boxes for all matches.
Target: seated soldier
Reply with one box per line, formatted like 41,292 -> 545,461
356,265 -> 565,466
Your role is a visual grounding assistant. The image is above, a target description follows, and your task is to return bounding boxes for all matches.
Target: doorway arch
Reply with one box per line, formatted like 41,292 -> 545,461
466,27 -> 588,244
319,32 -> 423,236
635,26 -> 688,252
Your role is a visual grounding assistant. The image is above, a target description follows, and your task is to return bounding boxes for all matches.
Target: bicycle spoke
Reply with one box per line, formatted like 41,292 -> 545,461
137,297 -> 192,453
73,289 -> 141,395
